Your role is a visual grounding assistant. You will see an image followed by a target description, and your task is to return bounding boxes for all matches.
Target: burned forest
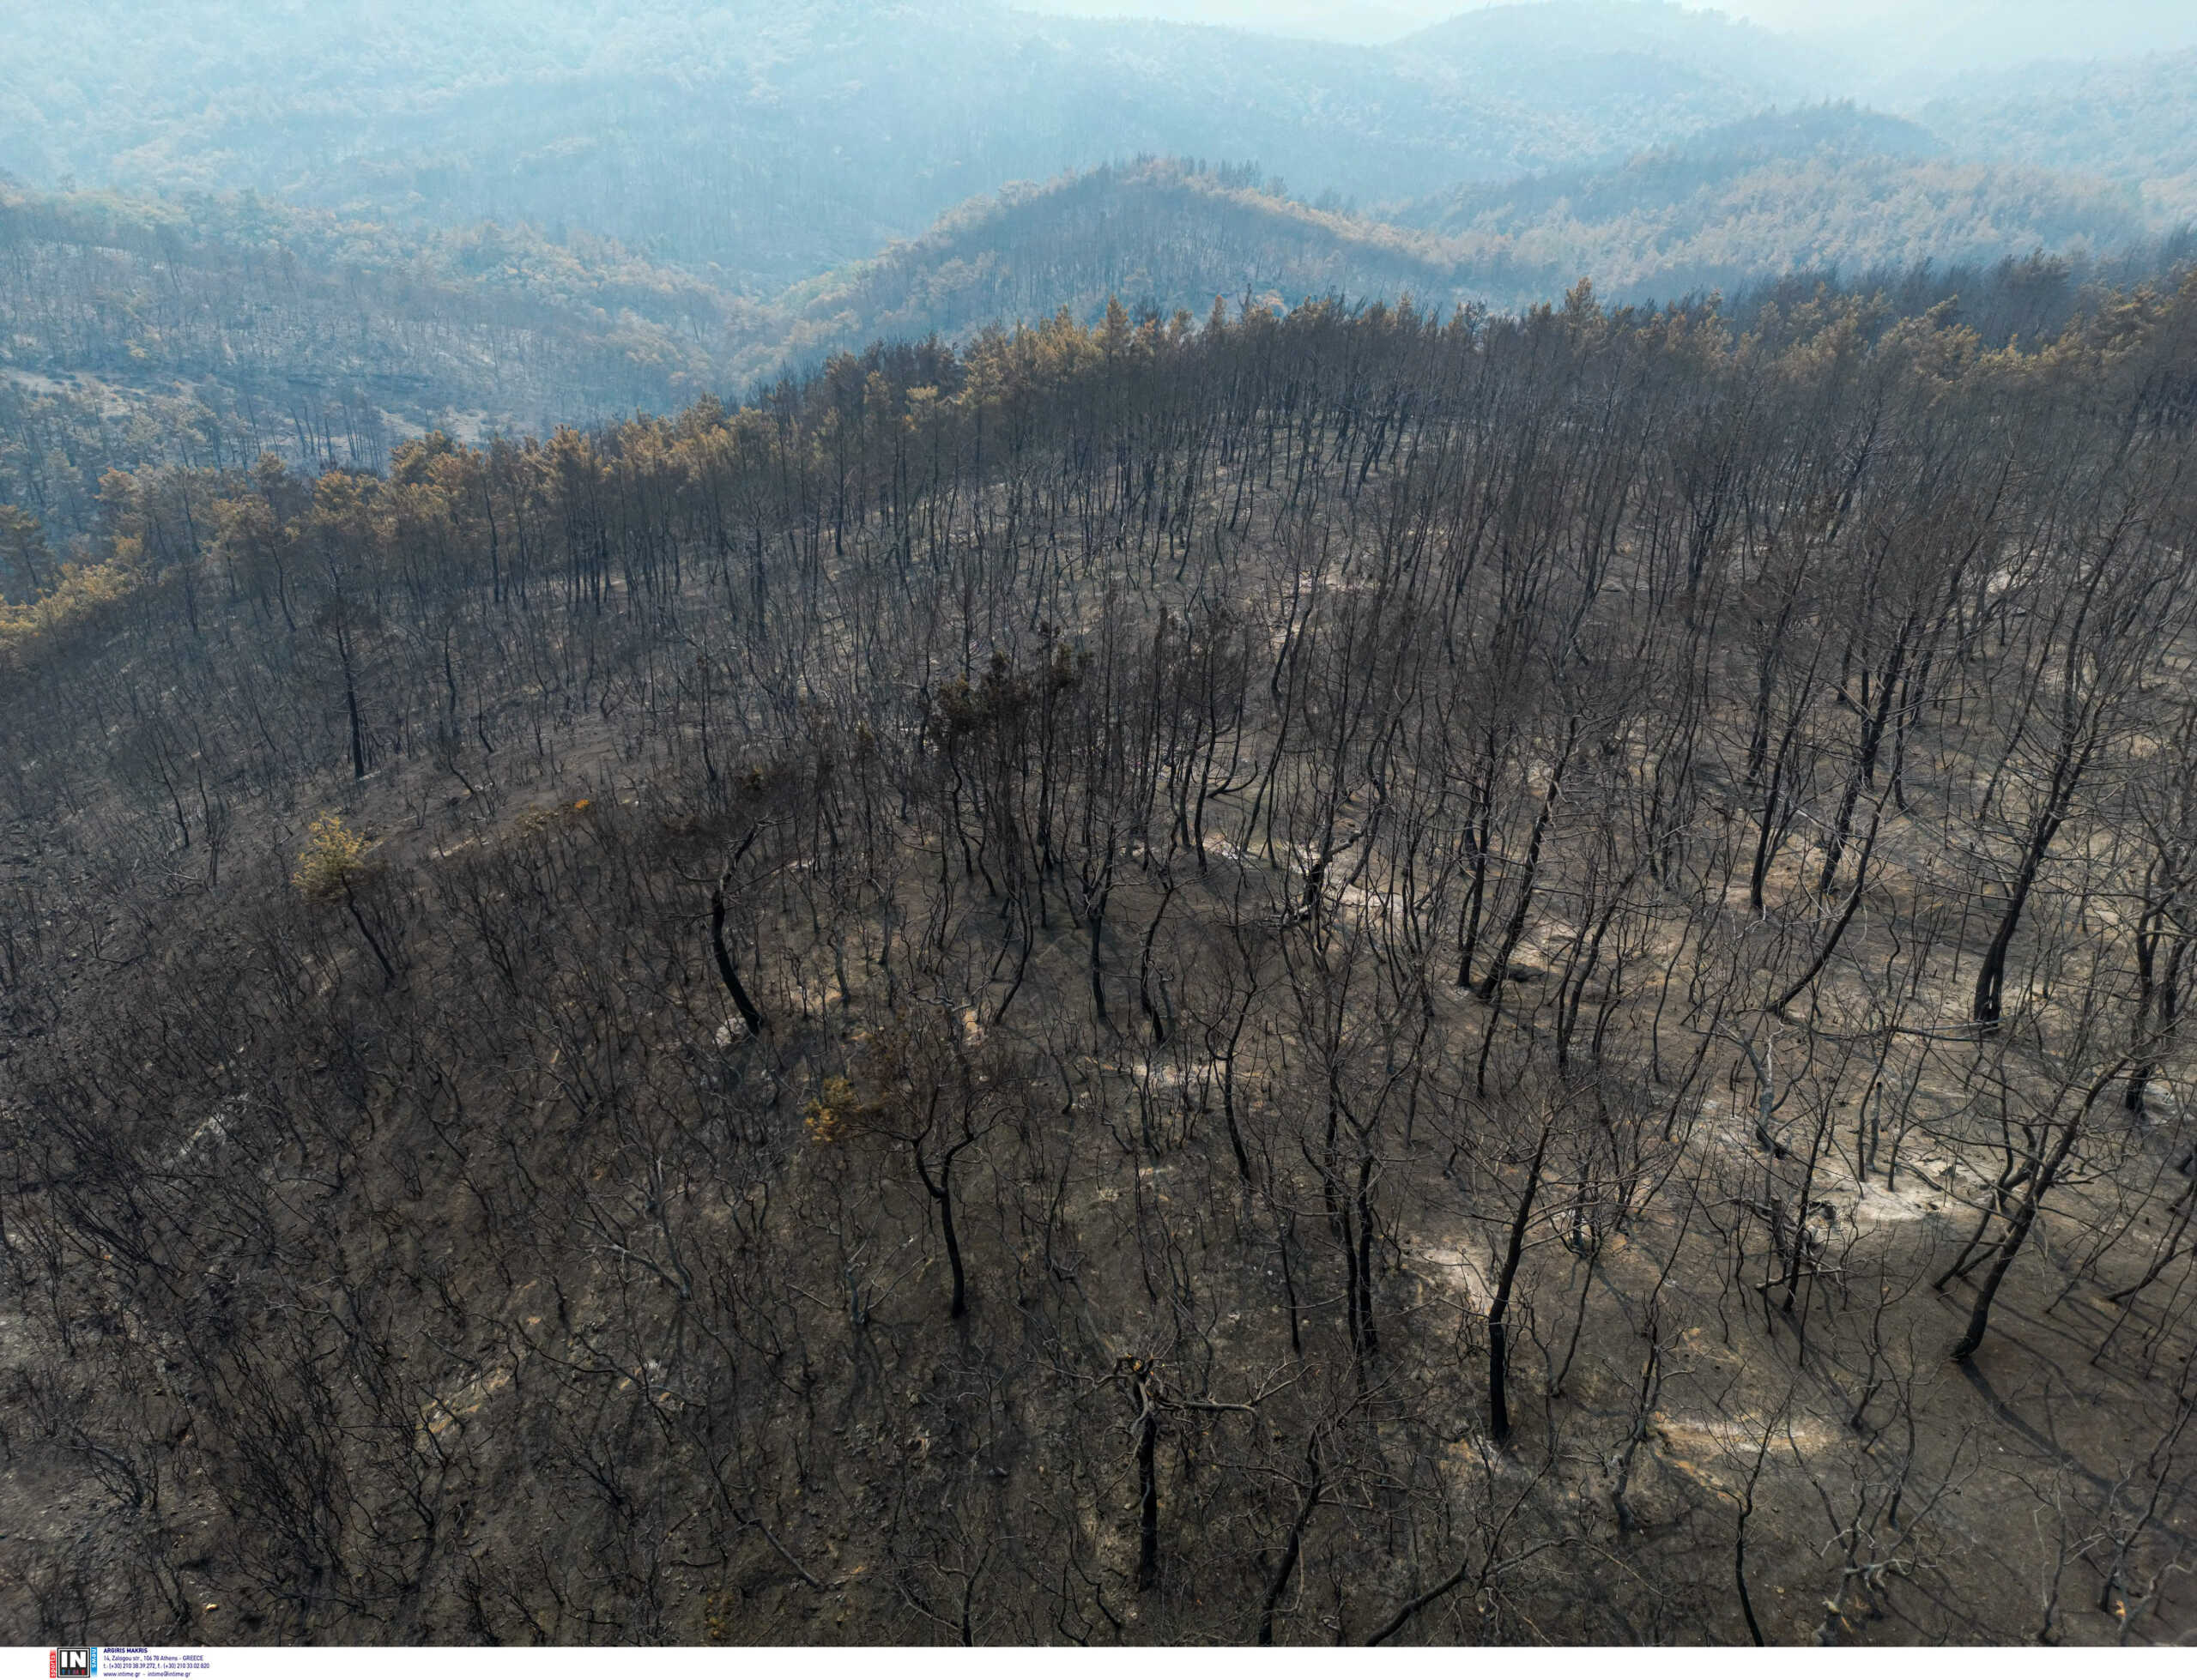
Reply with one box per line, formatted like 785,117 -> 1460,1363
4,281 -> 2197,1645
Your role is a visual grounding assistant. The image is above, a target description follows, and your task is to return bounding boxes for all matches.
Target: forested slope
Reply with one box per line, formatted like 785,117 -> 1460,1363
778,147 -> 2165,373
0,184 -> 766,546
3,275 -> 2197,1644
768,161 -> 1465,372
1397,105 -> 2152,299
1921,49 -> 2197,222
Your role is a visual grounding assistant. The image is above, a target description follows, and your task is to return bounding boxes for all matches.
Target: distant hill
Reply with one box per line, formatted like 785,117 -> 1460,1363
757,160 -> 1468,378
5,1 -> 2189,306
1846,0 -> 2197,85
0,185 -> 761,538
0,1 -> 1837,293
1395,105 -> 2148,299
3,131 -> 2170,539
1397,105 -> 1946,231
1395,2 -> 1849,116
1918,49 -> 2197,223
772,137 -> 2158,372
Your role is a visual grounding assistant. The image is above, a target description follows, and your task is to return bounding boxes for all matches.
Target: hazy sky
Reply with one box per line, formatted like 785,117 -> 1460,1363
1012,0 -> 2197,65
1013,0 -> 1843,33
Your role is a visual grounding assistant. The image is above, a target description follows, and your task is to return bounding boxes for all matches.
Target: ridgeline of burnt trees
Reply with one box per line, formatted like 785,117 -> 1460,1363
4,275 -> 2197,1644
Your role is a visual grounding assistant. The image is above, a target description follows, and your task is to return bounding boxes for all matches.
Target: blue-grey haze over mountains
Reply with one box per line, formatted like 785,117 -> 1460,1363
1019,0 -> 2197,71
0,0 -> 2193,501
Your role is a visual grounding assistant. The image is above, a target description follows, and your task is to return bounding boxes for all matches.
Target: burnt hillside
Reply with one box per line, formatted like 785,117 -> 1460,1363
3,281 -> 2197,1643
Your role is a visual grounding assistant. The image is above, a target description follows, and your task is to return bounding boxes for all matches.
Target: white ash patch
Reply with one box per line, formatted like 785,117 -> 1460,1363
168,1097 -> 246,1168
1847,1177 -> 1952,1228
1410,1238 -> 1492,1314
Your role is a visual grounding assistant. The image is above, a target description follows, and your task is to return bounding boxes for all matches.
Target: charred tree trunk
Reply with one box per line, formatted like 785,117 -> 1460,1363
709,885 -> 769,1039
1486,1116 -> 1552,1443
